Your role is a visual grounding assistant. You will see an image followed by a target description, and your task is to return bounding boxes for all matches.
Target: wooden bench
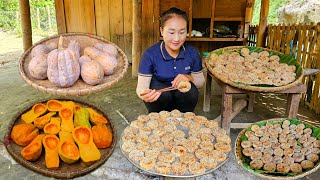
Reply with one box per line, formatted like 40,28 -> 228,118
203,71 -> 308,134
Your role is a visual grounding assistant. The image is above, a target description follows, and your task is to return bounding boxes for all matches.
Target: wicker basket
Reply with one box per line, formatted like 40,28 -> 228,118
205,46 -> 304,92
235,118 -> 320,179
19,33 -> 129,96
3,98 -> 116,179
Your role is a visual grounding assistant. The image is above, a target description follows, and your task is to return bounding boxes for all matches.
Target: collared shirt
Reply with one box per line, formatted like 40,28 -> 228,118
138,41 -> 202,85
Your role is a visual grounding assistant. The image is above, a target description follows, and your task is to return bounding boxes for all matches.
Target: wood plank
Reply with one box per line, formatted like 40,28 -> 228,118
310,23 -> 320,113
95,0 -> 111,40
192,0 -> 212,18
109,0 -> 125,50
142,0 -> 154,51
124,0 -> 133,63
214,17 -> 244,21
154,0 -> 160,41
296,24 -> 303,63
64,0 -> 96,33
54,0 -> 66,34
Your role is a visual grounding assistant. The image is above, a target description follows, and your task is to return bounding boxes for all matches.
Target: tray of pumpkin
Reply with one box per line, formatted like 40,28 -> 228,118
205,46 -> 304,92
19,33 -> 129,96
3,99 -> 115,179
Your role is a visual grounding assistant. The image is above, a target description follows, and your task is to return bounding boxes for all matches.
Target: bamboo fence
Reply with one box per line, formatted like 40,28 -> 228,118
249,23 -> 320,114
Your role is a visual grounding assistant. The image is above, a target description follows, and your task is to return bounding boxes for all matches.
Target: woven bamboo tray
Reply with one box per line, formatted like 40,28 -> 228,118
19,33 -> 129,96
235,118 -> 320,179
205,46 -> 304,92
3,98 -> 116,179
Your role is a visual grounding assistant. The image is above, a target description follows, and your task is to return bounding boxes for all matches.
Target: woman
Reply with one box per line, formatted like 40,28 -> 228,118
136,7 -> 205,113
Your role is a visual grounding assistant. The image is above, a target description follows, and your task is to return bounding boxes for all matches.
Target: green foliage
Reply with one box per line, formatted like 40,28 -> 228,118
0,0 -> 56,36
252,0 -> 292,25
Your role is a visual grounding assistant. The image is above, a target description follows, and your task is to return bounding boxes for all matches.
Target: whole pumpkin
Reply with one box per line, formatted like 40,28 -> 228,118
79,55 -> 104,85
47,36 -> 80,87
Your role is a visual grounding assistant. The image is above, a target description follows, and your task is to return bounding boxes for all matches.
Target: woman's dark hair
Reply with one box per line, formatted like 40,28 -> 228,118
160,7 -> 188,28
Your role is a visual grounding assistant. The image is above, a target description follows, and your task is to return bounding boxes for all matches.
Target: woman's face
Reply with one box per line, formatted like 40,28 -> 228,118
160,15 -> 187,54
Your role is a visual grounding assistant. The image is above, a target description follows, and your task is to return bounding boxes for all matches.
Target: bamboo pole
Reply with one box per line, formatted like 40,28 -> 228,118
256,0 -> 269,47
37,8 -> 41,30
132,0 -> 142,77
19,0 -> 32,51
47,5 -> 52,32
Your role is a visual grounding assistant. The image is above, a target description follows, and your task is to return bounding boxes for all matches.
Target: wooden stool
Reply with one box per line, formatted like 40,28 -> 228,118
203,71 -> 307,134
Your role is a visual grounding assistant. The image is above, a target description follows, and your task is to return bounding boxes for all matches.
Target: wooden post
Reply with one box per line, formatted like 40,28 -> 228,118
209,0 -> 216,39
19,0 -> 32,51
132,0 -> 142,77
54,0 -> 67,34
244,0 -> 254,45
47,5 -> 52,32
203,71 -> 212,112
256,0 -> 269,47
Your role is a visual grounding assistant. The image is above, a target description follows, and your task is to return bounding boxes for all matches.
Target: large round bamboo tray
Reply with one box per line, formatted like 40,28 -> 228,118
235,118 -> 320,179
3,98 -> 116,179
205,46 -> 304,92
120,112 -> 230,177
19,33 -> 129,96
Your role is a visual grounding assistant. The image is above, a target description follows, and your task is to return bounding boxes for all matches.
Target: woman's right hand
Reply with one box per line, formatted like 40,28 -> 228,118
141,89 -> 161,102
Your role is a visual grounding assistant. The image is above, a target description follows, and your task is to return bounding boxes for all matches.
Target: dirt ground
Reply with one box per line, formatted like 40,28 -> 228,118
0,31 -> 319,179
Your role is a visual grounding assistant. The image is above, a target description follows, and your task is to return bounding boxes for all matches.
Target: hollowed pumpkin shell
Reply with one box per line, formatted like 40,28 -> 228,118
59,108 -> 74,132
86,108 -> 108,125
43,135 -> 60,169
11,123 -> 39,146
21,103 -> 47,123
34,112 -> 56,129
47,100 -> 63,111
21,134 -> 45,161
72,126 -> 101,164
58,131 -> 80,164
44,117 -> 61,135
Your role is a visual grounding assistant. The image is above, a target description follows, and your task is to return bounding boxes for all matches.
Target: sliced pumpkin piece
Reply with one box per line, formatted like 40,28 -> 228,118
72,126 -> 101,164
34,112 -> 56,129
58,131 -> 80,164
92,124 -> 112,148
74,108 -> 91,128
11,123 -> 39,146
86,108 -> 108,125
47,99 -> 63,111
43,135 -> 60,169
21,103 -> 47,123
44,117 -> 61,135
21,134 -> 45,161
59,107 -> 74,132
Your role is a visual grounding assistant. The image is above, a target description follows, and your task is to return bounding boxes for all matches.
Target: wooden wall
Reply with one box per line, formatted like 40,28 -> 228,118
54,0 -> 132,62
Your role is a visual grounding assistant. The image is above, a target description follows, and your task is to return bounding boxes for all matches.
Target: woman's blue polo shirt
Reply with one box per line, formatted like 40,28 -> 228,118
138,41 -> 203,85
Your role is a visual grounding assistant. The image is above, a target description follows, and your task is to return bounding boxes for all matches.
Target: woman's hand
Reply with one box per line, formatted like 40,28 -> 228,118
171,74 -> 193,88
141,89 -> 161,102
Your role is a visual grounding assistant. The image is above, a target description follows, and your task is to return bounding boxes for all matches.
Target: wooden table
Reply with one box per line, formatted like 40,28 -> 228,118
203,71 -> 307,134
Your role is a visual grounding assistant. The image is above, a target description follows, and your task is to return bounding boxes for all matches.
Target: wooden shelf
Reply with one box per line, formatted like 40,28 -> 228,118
214,17 -> 245,21
159,37 -> 244,42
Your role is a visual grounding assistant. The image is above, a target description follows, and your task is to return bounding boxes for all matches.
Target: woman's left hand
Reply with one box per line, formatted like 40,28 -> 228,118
171,74 -> 193,88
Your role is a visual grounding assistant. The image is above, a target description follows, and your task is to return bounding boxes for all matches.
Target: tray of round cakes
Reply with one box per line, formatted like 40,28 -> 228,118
205,46 -> 304,92
235,118 -> 320,179
120,110 -> 231,177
